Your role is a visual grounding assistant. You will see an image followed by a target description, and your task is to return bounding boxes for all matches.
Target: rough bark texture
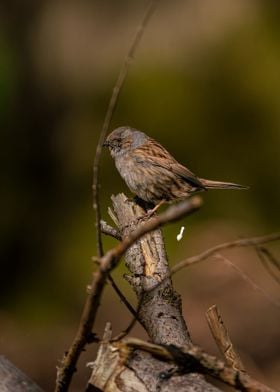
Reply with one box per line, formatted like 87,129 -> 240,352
0,356 -> 43,392
88,194 -> 221,391
111,194 -> 191,347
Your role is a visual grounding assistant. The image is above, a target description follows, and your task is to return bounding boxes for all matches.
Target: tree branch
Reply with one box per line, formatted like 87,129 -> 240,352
88,195 -> 222,391
206,304 -> 245,372
100,220 -> 121,240
118,338 -> 276,392
107,274 -> 139,319
171,232 -> 280,275
100,221 -> 142,329
112,294 -> 145,341
100,220 -> 142,326
55,196 -> 202,392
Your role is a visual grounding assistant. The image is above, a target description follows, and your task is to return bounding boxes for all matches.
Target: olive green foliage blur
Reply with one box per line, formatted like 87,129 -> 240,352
1,2 -> 280,390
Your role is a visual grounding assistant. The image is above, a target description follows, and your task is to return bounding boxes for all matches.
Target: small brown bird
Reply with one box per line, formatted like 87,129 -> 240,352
103,126 -> 248,212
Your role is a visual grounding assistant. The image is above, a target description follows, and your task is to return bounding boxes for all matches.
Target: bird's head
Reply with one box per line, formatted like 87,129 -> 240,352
103,126 -> 147,158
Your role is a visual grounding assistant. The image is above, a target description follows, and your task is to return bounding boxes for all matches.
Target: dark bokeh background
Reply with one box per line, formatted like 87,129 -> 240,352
1,1 -> 280,391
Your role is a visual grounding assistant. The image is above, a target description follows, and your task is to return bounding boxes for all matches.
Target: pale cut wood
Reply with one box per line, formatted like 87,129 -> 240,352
206,304 -> 245,372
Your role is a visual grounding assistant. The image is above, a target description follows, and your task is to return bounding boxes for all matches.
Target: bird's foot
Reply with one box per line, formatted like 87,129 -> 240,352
136,200 -> 166,223
146,200 -> 165,216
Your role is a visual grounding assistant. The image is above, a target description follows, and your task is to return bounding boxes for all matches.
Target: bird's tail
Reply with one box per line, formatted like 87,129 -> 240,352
199,178 -> 249,190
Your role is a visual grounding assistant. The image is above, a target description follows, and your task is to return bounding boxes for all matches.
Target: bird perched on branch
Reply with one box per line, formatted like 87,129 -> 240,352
103,126 -> 248,213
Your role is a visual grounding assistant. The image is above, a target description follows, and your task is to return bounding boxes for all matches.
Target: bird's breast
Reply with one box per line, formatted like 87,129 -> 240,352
115,154 -> 140,193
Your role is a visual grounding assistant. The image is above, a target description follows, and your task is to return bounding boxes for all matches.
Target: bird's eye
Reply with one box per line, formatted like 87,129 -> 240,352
122,138 -> 132,148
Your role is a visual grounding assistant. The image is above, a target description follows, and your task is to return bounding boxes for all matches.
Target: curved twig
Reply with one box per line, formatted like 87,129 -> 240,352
216,253 -> 280,308
92,0 -> 159,258
171,232 -> 280,275
107,274 -> 138,318
256,246 -> 280,284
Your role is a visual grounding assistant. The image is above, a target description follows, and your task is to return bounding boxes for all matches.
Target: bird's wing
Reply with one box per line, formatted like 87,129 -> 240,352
133,139 -> 205,189
171,162 -> 205,189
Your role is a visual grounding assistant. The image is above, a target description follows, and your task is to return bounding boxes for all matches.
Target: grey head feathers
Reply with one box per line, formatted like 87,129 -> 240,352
104,126 -> 148,157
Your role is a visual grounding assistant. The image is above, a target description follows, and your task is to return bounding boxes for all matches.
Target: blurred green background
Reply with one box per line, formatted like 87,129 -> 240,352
1,1 -> 280,390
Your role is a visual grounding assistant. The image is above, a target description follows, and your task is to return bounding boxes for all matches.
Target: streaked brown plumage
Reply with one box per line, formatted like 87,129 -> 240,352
103,126 -> 248,208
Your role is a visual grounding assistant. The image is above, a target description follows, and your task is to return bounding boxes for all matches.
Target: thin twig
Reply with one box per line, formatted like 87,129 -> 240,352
259,247 -> 280,270
100,219 -> 141,327
92,0 -> 160,258
55,196 -> 202,392
171,232 -> 280,275
139,232 -> 280,301
215,254 -> 280,308
101,220 -> 121,240
144,232 -> 280,307
91,0 -> 160,342
112,294 -> 145,342
206,305 -> 245,372
256,246 -> 280,284
107,274 -> 139,322
116,337 -> 276,392
101,221 -> 140,325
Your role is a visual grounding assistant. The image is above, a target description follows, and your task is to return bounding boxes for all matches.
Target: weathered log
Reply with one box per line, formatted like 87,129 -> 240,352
88,194 -> 220,391
0,356 -> 43,392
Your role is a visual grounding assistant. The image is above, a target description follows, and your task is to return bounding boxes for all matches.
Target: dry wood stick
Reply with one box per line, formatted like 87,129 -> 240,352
206,304 -> 245,372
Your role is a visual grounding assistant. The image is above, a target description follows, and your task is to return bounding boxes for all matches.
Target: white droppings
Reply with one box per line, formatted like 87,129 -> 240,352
176,226 -> 185,241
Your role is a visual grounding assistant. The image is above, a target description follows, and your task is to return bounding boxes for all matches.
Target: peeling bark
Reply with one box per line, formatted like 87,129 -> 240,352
88,194 -> 221,391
